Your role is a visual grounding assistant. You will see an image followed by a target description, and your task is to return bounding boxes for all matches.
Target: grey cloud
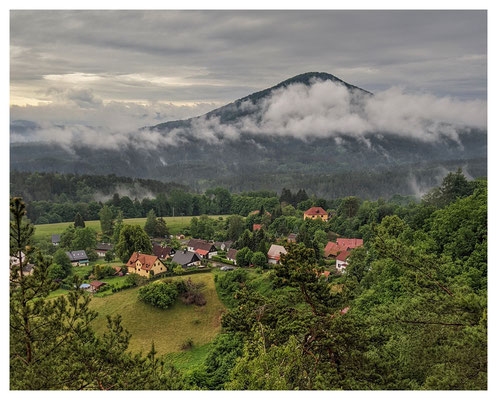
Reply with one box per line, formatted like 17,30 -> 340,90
11,79 -> 487,151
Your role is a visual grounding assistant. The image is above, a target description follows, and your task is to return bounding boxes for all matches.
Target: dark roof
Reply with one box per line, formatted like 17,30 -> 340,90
152,244 -> 174,259
196,242 -> 217,252
66,250 -> 88,262
226,248 -> 238,260
172,251 -> 200,267
90,281 -> 107,288
187,238 -> 208,248
96,242 -> 113,251
51,234 -> 60,243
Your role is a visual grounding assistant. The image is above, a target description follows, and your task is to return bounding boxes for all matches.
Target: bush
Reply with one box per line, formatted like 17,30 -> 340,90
125,273 -> 147,287
181,338 -> 194,350
138,281 -> 186,309
179,278 -> 207,306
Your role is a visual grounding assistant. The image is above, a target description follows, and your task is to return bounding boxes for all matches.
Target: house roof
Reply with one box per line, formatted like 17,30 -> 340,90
96,242 -> 113,251
126,252 -> 160,271
249,210 -> 272,216
336,238 -> 363,250
195,249 -> 209,256
226,248 -> 238,260
51,234 -> 60,243
187,238 -> 209,249
152,244 -> 173,259
304,206 -> 327,216
196,242 -> 216,252
267,244 -> 287,260
324,242 -> 342,257
66,250 -> 88,262
90,281 -> 107,288
79,283 -> 91,289
288,233 -> 297,239
253,224 -> 262,231
112,266 -> 122,274
172,251 -> 200,267
336,251 -> 351,262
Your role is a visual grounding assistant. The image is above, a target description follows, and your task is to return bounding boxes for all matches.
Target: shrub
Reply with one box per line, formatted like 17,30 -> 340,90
138,280 -> 186,309
179,277 -> 207,306
181,338 -> 194,350
125,273 -> 146,287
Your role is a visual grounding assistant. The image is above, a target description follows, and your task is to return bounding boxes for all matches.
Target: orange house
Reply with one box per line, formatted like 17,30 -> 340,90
303,207 -> 329,221
126,252 -> 167,278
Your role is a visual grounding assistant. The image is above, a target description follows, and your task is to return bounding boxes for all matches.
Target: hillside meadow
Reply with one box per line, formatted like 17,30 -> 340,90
33,215 -> 224,240
89,272 -> 226,355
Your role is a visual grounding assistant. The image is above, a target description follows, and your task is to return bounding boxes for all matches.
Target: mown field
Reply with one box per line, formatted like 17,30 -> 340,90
89,272 -> 225,355
33,215 -> 224,240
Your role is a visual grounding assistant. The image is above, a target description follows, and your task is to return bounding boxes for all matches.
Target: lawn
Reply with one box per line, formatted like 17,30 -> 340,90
164,342 -> 213,372
89,272 -> 226,355
33,215 -> 224,241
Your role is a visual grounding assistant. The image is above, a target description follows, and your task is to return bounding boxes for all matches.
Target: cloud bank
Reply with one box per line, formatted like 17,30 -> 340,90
11,80 -> 487,151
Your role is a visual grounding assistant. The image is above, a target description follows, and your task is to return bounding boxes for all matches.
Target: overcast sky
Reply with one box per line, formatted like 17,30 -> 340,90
10,10 -> 487,128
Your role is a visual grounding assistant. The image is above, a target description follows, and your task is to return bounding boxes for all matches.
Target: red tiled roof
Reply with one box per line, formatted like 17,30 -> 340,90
126,252 -> 159,271
304,207 -> 327,216
336,238 -> 363,250
324,241 -> 342,257
253,224 -> 262,231
249,210 -> 272,216
336,250 -> 351,262
90,281 -> 107,288
195,249 -> 209,256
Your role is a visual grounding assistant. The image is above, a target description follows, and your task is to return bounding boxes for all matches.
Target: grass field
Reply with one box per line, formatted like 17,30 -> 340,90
89,272 -> 226,355
33,215 -> 224,241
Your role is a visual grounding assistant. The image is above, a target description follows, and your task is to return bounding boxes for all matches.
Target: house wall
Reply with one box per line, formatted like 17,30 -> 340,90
304,214 -> 328,221
336,260 -> 347,273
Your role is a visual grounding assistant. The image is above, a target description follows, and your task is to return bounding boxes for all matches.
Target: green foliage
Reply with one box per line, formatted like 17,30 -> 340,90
115,225 -> 153,263
251,251 -> 267,269
47,263 -> 67,280
53,248 -> 72,275
144,209 -> 158,236
189,332 -> 244,389
99,205 -> 115,237
138,280 -> 186,309
71,227 -> 97,251
104,250 -> 115,262
74,212 -> 85,228
235,247 -> 253,267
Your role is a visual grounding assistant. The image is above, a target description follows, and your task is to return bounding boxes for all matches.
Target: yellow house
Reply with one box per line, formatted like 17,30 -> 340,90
126,252 -> 166,278
303,207 -> 329,221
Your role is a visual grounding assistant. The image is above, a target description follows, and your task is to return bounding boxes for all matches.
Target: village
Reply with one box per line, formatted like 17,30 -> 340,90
17,205 -> 363,295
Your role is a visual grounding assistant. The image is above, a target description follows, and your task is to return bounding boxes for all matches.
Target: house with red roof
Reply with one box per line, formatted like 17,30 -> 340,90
336,251 -> 351,273
126,252 -> 167,278
90,280 -> 107,293
336,238 -> 363,251
187,239 -> 218,259
303,207 -> 329,221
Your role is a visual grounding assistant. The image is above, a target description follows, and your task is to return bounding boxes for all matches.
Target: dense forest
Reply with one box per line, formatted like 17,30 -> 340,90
10,170 -> 487,389
10,163 -> 486,225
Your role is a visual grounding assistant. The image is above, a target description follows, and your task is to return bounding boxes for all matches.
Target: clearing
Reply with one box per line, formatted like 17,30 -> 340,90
33,215 -> 224,241
89,272 -> 226,355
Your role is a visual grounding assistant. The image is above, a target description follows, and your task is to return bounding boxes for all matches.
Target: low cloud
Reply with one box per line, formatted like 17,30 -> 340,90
10,79 -> 487,151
